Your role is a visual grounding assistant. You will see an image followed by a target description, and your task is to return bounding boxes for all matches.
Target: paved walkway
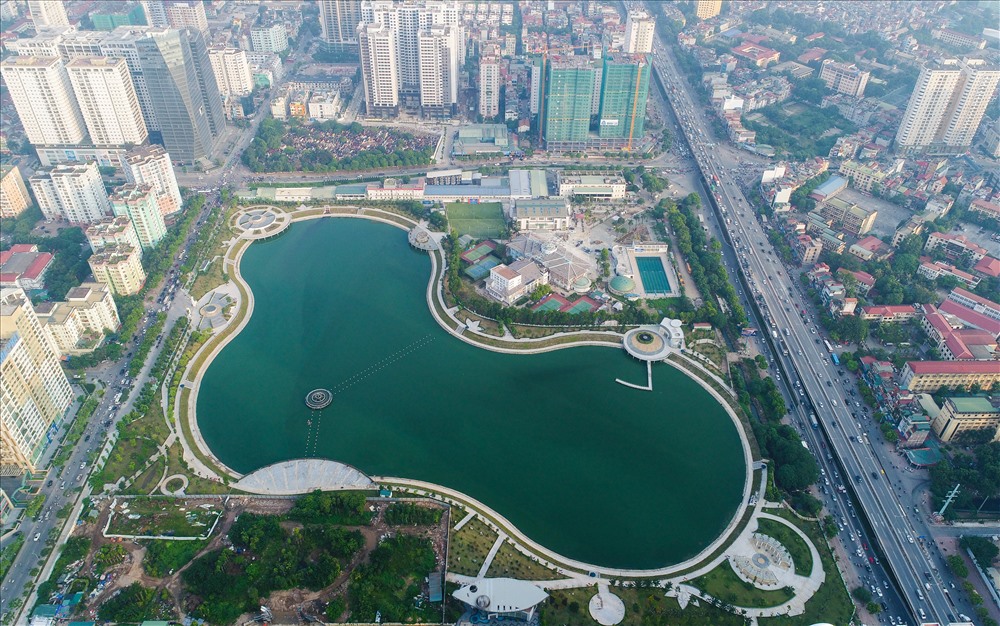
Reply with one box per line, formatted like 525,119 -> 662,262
478,532 -> 508,578
589,583 -> 626,625
234,459 -> 375,495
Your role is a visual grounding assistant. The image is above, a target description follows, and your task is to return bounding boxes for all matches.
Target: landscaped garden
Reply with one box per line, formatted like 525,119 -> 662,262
690,560 -> 794,608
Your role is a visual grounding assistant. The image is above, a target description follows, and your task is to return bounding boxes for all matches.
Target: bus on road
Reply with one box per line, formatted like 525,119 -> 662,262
831,352 -> 840,366
823,339 -> 834,353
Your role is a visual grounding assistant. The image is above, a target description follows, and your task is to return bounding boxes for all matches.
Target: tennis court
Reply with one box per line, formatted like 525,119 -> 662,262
636,256 -> 672,295
447,202 -> 506,238
533,294 -> 569,312
464,255 -> 501,280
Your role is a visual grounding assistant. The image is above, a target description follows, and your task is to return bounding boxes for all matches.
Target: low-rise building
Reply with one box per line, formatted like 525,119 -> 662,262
918,259 -> 980,289
0,245 -> 53,291
924,231 -> 988,263
557,174 -> 626,200
900,360 -> 1000,393
307,91 -> 341,120
731,42 -> 780,68
452,124 -> 510,156
848,235 -> 892,262
947,287 -> 1000,322
365,178 -> 425,201
87,243 -> 145,296
968,198 -> 1000,221
838,160 -> 889,193
818,197 -> 877,236
891,216 -> 926,248
931,397 -> 999,443
486,259 -> 548,305
511,199 -> 570,231
792,234 -> 823,266
860,305 -> 919,323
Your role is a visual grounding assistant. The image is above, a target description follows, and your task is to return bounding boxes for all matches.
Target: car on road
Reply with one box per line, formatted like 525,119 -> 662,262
33,533 -> 40,541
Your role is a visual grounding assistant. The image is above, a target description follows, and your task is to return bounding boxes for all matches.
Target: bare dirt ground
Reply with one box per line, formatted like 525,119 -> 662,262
73,496 -> 449,624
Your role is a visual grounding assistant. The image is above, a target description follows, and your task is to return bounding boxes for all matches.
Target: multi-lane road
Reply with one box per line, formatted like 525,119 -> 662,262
642,5 -> 975,623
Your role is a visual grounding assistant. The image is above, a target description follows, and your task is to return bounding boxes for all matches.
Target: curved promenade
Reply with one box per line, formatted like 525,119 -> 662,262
176,204 -> 756,578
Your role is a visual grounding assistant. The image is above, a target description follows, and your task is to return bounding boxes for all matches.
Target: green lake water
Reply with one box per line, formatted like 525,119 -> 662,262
196,218 -> 747,569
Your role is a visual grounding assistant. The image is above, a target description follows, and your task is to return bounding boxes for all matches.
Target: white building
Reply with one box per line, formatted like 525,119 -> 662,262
558,174 -> 627,200
85,215 -> 141,251
250,24 -> 289,53
30,162 -> 111,223
896,58 -> 1000,153
140,0 -> 169,27
358,21 -> 400,117
121,144 -> 183,216
0,287 -> 73,475
109,184 -> 166,250
319,0 -> 363,52
27,0 -> 69,27
307,91 -> 342,120
486,259 -> 548,305
624,9 -> 655,54
512,199 -> 571,230
208,47 -> 254,97
479,55 -> 500,119
0,56 -> 86,147
66,56 -> 148,146
36,282 -> 121,357
819,59 -> 870,98
417,24 -> 460,116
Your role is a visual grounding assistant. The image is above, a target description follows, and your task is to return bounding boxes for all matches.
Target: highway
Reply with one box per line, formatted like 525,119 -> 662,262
641,6 -> 969,624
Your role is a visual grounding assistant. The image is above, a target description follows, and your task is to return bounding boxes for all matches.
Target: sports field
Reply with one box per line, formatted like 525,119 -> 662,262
447,202 -> 506,238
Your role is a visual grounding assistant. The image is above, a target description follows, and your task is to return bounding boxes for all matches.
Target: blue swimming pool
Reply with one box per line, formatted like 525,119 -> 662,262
636,256 -> 671,294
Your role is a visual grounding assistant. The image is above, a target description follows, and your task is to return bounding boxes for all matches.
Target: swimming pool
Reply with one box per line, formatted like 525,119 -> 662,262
636,256 -> 671,295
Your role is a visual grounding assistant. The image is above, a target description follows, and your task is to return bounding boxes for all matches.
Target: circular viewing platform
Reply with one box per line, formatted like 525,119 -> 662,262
305,388 -> 333,409
234,207 -> 292,240
623,326 -> 673,362
408,226 -> 439,251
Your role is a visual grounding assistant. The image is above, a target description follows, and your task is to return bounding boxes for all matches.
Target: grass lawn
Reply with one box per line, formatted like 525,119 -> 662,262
448,517 -> 497,577
756,517 -> 813,576
91,403 -> 171,490
485,541 -> 563,580
542,586 -> 748,626
122,456 -> 167,495
446,202 -> 506,238
163,442 -> 232,495
691,560 -> 794,608
760,509 -> 855,626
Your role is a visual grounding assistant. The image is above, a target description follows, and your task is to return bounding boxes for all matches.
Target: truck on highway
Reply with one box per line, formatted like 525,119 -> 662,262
810,414 -> 819,429
771,330 -> 779,339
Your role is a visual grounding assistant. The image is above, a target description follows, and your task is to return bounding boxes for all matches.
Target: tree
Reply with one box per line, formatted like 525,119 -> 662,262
530,284 -> 552,301
961,536 -> 999,568
852,587 -> 872,603
946,554 -> 969,578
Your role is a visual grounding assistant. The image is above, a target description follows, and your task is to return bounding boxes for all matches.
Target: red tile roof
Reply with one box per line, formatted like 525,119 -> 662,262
974,256 -> 1000,278
906,360 -> 1000,374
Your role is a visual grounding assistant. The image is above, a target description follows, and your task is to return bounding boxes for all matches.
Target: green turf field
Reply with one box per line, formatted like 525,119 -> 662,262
447,202 -> 506,238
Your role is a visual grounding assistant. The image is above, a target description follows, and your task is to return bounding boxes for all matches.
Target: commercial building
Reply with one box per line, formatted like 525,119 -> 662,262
91,3 -> 147,30
85,215 -> 142,251
558,173 -> 626,200
319,0 -> 362,53
36,282 -> 120,357
0,56 -> 86,147
358,21 -> 399,117
900,360 -> 1000,393
0,287 -> 73,475
452,124 -> 509,155
109,184 -> 166,250
479,55 -> 500,120
26,0 -> 69,27
624,9 -> 655,54
597,53 -> 650,147
511,199 -> 571,231
931,397 -> 999,443
66,56 -> 148,146
208,47 -> 254,97
87,243 -> 145,296
695,0 -> 722,20
251,24 -> 289,53
486,259 -> 548,305
140,0 -> 169,27
819,60 -> 870,98
121,144 -> 183,216
896,58 -> 1000,154
164,1 -> 207,32
542,59 -> 598,147
0,245 -> 54,291
30,162 -> 111,223
0,166 -> 32,219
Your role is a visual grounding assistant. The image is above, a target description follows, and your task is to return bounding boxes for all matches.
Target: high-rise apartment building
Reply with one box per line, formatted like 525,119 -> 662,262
110,184 -> 166,250
165,0 -> 207,32
122,144 -> 183,216
85,215 -> 142,250
66,56 -> 148,146
479,55 -> 500,120
896,58 -> 1000,154
135,28 -> 224,162
597,53 -> 650,145
140,0 -> 169,27
27,0 -> 70,28
624,9 -> 655,54
88,244 -> 146,296
36,282 -> 121,358
819,60 -> 870,98
0,287 -> 73,475
250,24 -> 288,53
1,56 -> 86,147
29,162 -> 111,223
695,0 -> 722,20
417,24 -> 460,117
0,166 -> 32,219
319,0 -> 363,53
208,46 -> 254,97
542,60 -> 597,147
358,21 -> 400,117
